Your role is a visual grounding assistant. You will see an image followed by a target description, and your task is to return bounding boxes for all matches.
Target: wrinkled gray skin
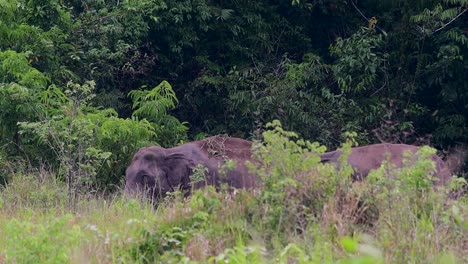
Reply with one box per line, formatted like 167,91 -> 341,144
320,143 -> 451,185
125,136 -> 257,202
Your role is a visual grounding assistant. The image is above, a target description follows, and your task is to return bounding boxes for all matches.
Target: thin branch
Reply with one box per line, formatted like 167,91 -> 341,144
349,0 -> 369,21
370,81 -> 386,96
434,8 -> 467,33
348,0 -> 388,36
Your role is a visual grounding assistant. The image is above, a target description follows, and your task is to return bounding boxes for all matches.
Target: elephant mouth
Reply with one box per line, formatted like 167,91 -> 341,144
145,174 -> 175,202
127,170 -> 189,202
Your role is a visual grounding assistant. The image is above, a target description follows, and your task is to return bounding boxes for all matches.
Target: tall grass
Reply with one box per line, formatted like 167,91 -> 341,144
0,125 -> 466,263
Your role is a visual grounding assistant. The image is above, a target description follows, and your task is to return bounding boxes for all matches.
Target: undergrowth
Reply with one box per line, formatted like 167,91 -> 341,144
0,122 -> 466,263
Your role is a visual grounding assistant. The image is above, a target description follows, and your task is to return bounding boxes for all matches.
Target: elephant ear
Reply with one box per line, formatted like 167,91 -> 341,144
164,152 -> 194,191
165,153 -> 187,160
320,151 -> 340,163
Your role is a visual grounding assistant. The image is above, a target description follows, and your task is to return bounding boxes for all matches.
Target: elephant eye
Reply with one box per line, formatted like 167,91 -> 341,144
142,174 -> 155,185
141,175 -> 148,183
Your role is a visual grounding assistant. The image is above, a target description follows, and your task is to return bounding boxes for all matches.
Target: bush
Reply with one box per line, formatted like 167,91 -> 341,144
248,120 -> 350,239
127,187 -> 254,263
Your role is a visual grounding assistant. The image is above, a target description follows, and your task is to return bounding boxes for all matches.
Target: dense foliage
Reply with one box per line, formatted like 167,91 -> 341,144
2,1 -> 467,136
1,0 -> 467,186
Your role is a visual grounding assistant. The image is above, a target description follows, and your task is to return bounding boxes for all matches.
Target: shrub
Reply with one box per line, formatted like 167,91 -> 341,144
248,120 -> 349,238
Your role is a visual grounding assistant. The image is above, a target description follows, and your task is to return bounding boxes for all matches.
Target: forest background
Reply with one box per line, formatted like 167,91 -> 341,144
0,0 -> 467,189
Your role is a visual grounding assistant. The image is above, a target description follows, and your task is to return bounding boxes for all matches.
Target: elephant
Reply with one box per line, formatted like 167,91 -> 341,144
320,143 -> 452,185
124,135 -> 257,201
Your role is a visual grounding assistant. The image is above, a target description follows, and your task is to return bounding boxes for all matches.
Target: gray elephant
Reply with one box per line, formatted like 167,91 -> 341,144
320,143 -> 452,185
124,135 -> 257,201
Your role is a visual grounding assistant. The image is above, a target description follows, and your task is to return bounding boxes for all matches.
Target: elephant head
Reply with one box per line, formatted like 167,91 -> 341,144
125,136 -> 257,203
124,146 -> 194,201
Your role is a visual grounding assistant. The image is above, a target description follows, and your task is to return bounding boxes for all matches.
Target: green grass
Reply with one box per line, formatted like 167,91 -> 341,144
0,129 -> 466,263
0,171 -> 466,263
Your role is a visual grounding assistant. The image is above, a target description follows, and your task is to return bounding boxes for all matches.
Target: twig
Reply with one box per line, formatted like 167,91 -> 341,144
370,81 -> 387,96
434,8 -> 467,33
348,0 -> 388,36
